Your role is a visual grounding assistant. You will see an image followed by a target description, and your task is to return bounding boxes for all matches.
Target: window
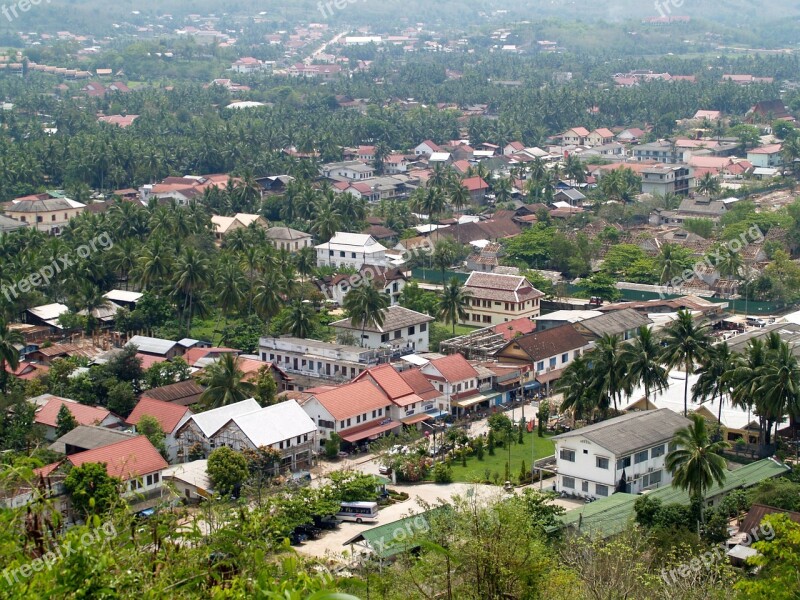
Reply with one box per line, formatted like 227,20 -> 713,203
537,361 -> 544,371
346,418 -> 351,426
668,441 -> 677,453
634,450 -> 649,464
51,215 -> 56,221
339,421 -> 345,429
420,323 -> 427,332
356,415 -> 361,424
319,419 -> 335,429
372,410 -> 377,418
408,326 -> 415,335
351,252 -> 356,258
381,333 -> 389,343
583,449 -> 588,455
549,357 -> 557,368
582,481 -> 589,493
559,448 -> 576,462
616,456 -> 631,470
651,444 -> 665,458
339,251 -> 345,257
279,441 -> 284,449
562,353 -> 568,363
650,470 -> 662,485
394,330 -> 401,339
563,477 -> 575,489
595,484 -> 609,497
596,457 -> 609,470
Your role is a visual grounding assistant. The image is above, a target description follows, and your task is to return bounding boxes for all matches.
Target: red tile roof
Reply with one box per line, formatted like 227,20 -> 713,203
126,397 -> 191,434
398,368 -> 441,401
462,176 -> 489,192
427,354 -> 478,383
183,347 -> 239,367
35,397 -> 112,428
492,317 -> 537,340
312,380 -> 390,420
68,436 -> 168,481
354,364 -> 414,400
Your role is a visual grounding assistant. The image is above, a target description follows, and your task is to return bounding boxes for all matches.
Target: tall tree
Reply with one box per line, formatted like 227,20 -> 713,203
589,334 -> 628,414
437,277 -> 472,334
622,326 -> 668,411
660,310 -> 711,416
666,414 -> 730,523
342,283 -> 389,346
0,317 -> 23,392
692,342 -> 734,427
198,354 -> 257,409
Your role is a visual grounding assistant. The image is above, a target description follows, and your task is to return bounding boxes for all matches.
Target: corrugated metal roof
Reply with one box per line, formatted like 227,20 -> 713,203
127,336 -> 178,356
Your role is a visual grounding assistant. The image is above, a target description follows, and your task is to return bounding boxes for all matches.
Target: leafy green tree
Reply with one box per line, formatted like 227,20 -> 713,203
136,414 -> 167,459
253,365 -> 278,407
56,404 -> 79,438
578,272 -> 621,302
735,514 -> 800,600
207,446 -> 249,497
328,470 -> 379,502
324,432 -> 342,460
64,462 -> 121,518
106,381 -> 137,418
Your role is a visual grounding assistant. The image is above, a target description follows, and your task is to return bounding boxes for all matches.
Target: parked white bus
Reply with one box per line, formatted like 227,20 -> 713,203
337,501 -> 379,524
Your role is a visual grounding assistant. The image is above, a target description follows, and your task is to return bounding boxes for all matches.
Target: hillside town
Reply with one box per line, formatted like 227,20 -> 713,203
2,1 -> 800,598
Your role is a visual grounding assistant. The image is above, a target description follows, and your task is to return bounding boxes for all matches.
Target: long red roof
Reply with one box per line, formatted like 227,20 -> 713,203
68,436 -> 167,481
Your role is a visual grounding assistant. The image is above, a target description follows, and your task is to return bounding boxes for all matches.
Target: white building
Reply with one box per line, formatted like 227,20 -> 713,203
552,409 -> 691,498
331,305 -> 434,352
300,379 -> 398,449
463,272 -> 545,326
259,336 -> 385,386
421,354 -> 481,413
321,160 -> 375,181
315,232 -> 388,269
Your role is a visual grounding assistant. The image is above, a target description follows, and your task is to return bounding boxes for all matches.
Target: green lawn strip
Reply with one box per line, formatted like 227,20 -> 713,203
448,432 -> 555,484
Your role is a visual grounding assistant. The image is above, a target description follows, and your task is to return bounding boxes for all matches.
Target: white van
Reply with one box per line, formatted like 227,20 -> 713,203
336,501 -> 379,524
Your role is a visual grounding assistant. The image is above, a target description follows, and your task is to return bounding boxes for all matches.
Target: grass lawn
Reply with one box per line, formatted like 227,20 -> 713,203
448,431 -> 555,484
436,321 -> 480,337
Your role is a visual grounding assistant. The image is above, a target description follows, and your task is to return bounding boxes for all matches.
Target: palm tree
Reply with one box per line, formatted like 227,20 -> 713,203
660,310 -> 711,416
0,317 -> 23,392
173,247 -> 211,336
437,278 -> 472,335
656,243 -> 687,286
213,261 -> 246,344
284,300 -> 315,339
253,272 -> 283,328
715,245 -> 743,281
589,334 -> 628,414
725,339 -> 767,447
198,354 -> 257,409
692,342 -> 733,428
757,340 -> 800,447
311,198 -> 342,263
342,284 -> 389,346
666,414 -> 730,523
295,246 -> 316,283
622,326 -> 668,411
557,355 -> 598,424
695,172 -> 722,198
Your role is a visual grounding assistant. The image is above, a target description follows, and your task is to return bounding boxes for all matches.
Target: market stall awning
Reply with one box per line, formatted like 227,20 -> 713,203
339,420 -> 400,443
536,368 -> 565,385
454,394 -> 493,408
400,413 -> 432,425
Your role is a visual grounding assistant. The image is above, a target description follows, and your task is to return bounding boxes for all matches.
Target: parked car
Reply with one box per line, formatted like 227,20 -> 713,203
378,465 -> 392,475
295,525 -> 322,540
313,515 -> 340,530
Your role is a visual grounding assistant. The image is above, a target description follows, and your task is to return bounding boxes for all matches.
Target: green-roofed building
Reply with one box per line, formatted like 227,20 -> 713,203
343,506 -> 449,560
555,458 -> 791,539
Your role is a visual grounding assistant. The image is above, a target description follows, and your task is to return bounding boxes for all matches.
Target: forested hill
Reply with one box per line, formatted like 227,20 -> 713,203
2,0 -> 800,36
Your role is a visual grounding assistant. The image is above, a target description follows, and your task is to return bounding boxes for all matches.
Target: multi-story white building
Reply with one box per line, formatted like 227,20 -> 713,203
551,409 -> 691,498
463,272 -> 545,326
259,336 -> 385,387
315,232 -> 388,269
5,193 -> 86,235
421,354 -> 481,414
321,160 -> 375,181
331,305 -> 434,353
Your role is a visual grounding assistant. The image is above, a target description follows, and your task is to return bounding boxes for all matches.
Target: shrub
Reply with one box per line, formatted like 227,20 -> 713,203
433,462 -> 453,484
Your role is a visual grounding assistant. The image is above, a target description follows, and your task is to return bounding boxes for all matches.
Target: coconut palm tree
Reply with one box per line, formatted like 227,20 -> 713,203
715,245 -> 743,281
660,310 -> 711,416
213,260 -> 246,344
253,272 -> 284,329
342,283 -> 389,346
557,355 -> 599,424
666,414 -> 730,523
295,246 -> 316,283
198,354 -> 257,409
173,247 -> 211,336
589,334 -> 628,414
437,277 -> 472,335
656,243 -> 687,286
692,342 -> 733,428
622,326 -> 668,411
725,339 -> 767,446
757,340 -> 800,447
284,300 -> 316,339
695,172 -> 722,198
0,317 -> 23,392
